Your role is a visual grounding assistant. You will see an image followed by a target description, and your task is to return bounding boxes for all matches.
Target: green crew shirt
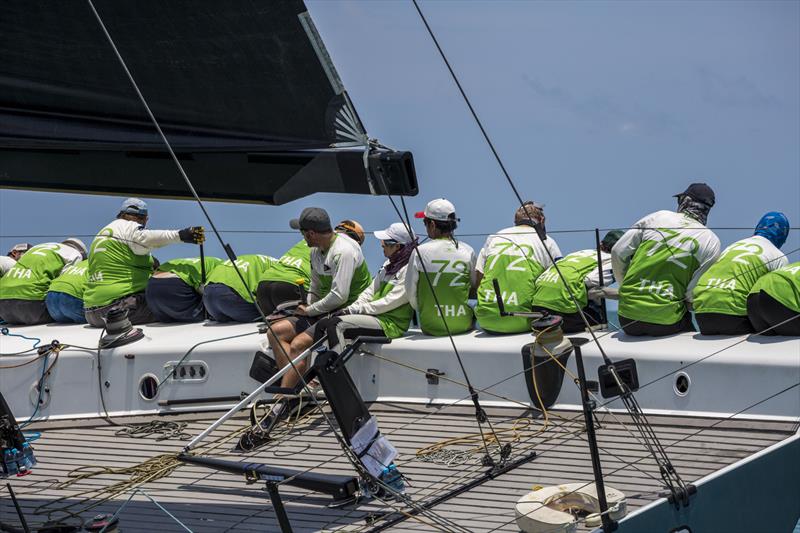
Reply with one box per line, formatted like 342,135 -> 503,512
0,243 -> 76,301
260,240 -> 311,287
346,261 -> 413,339
84,227 -> 153,308
475,226 -> 561,333
48,259 -> 89,300
205,254 -> 275,303
407,238 -> 476,336
532,250 -> 601,314
615,211 -> 720,326
373,279 -> 414,338
157,257 -> 223,290
694,236 -> 788,317
750,262 -> 800,314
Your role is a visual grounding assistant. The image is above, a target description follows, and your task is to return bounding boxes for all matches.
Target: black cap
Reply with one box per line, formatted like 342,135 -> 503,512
674,183 -> 715,207
289,207 -> 332,232
601,229 -> 625,250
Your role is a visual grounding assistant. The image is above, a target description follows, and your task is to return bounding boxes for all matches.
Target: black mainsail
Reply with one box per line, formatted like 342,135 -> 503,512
0,0 -> 417,204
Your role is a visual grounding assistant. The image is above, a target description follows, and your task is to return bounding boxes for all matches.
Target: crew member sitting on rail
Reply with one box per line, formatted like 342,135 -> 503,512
0,239 -> 87,325
147,257 -> 223,322
255,239 -> 311,315
45,258 -> 89,323
0,243 -> 32,277
203,254 -> 274,322
267,208 -> 371,391
531,230 -> 623,333
314,222 -> 416,350
475,201 -> 562,334
693,212 -> 790,335
747,261 -> 800,336
612,183 -> 721,336
406,199 -> 476,336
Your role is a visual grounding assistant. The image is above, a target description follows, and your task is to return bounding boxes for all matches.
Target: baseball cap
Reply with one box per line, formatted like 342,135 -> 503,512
289,207 -> 332,232
414,198 -> 458,222
119,197 -> 148,216
8,243 -> 32,255
674,183 -> 715,207
374,222 -> 415,244
601,229 -> 625,250
62,238 -> 88,258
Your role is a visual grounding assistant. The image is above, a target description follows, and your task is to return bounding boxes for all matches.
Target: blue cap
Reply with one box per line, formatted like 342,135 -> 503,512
754,211 -> 789,249
119,197 -> 148,216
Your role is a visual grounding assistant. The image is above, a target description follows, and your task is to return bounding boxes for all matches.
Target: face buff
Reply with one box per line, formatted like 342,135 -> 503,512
677,195 -> 712,226
385,240 -> 418,276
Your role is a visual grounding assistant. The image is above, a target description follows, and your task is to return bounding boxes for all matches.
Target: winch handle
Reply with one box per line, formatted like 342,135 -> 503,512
492,278 -> 545,320
492,278 -> 508,316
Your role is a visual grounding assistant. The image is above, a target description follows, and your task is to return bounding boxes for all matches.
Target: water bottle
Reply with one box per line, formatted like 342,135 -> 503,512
3,448 -> 19,476
380,463 -> 405,495
21,442 -> 36,469
14,446 -> 30,476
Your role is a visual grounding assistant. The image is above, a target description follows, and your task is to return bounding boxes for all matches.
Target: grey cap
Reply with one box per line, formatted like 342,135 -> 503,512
119,197 -> 148,216
289,207 -> 332,232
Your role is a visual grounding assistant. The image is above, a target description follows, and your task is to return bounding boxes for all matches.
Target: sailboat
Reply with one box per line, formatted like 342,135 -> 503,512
2,1 -> 798,532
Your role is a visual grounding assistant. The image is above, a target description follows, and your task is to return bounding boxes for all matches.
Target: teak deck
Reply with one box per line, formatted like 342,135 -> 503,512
4,403 -> 796,532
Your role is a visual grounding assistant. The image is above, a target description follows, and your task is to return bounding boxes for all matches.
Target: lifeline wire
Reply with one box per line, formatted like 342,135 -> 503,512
2,226 -> 798,240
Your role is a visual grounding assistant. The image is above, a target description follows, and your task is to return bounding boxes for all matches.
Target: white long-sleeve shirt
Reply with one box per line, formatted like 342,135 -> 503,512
306,234 -> 369,316
345,261 -> 410,316
100,218 -> 181,255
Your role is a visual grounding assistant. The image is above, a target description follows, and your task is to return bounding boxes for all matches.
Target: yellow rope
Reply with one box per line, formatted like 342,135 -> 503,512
414,323 -> 562,463
32,398 -> 323,523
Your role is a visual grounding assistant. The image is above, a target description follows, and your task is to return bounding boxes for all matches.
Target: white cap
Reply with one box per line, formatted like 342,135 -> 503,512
10,243 -> 32,253
373,222 -> 415,244
414,198 -> 458,222
62,238 -> 87,257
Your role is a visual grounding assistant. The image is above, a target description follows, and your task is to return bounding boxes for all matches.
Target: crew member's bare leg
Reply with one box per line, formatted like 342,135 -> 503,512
283,331 -> 314,389
267,319 -> 296,387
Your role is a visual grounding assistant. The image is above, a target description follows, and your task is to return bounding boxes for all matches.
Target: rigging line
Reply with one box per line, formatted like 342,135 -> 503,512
360,349 -> 664,487
412,0 -> 527,211
85,0 -> 370,492
486,380 -> 800,533
374,170 -> 504,462
594,311 -> 800,415
411,0 -> 618,379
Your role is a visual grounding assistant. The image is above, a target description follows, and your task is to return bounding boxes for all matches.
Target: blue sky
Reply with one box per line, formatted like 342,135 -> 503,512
1,0 -> 798,271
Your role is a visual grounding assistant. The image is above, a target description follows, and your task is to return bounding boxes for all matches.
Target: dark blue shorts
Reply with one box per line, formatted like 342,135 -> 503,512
202,283 -> 260,323
146,276 -> 204,322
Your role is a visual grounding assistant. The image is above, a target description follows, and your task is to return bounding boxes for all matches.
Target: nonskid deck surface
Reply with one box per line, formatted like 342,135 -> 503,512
3,404 -> 796,532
